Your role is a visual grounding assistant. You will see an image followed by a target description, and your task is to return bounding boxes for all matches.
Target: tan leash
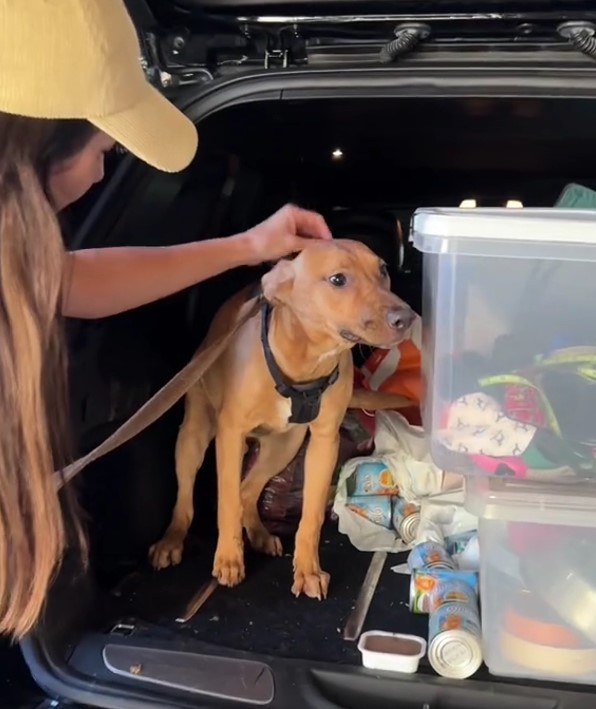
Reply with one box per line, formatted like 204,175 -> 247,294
55,294 -> 263,490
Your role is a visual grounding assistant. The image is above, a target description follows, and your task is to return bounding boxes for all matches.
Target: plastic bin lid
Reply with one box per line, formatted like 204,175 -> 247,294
464,476 -> 596,527
411,208 -> 596,258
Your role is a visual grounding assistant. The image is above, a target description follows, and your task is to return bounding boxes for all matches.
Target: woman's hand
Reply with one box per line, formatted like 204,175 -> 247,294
242,204 -> 333,265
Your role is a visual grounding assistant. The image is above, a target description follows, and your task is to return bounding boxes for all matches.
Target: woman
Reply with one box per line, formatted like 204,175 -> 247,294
0,0 -> 331,639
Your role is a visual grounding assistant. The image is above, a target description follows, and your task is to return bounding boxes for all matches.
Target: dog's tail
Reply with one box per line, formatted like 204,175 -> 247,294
348,388 -> 416,411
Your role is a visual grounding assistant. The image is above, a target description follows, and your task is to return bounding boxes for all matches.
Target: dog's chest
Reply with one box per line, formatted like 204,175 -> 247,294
250,396 -> 296,437
274,397 -> 293,426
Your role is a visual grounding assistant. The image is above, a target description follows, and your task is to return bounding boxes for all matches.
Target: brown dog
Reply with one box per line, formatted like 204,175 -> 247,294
149,239 -> 415,599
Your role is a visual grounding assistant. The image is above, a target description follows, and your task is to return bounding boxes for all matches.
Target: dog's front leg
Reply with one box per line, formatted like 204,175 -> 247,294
213,426 -> 246,587
292,428 -> 339,600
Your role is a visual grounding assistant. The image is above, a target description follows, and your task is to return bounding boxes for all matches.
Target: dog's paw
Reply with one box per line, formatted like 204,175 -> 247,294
246,526 -> 283,557
149,535 -> 185,570
212,539 -> 245,587
291,567 -> 330,600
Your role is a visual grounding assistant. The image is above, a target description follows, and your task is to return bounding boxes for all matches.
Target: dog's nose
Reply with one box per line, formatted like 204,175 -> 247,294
386,307 -> 415,331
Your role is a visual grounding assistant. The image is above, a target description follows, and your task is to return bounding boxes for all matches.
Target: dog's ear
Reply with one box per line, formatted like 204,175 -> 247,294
261,258 -> 295,304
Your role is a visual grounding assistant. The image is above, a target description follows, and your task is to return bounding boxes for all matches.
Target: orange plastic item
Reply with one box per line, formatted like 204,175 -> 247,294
503,592 -> 586,649
360,339 -> 422,404
356,328 -> 423,425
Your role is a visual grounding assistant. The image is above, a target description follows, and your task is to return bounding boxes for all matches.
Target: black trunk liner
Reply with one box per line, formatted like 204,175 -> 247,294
110,523 -> 450,673
86,519 -> 595,700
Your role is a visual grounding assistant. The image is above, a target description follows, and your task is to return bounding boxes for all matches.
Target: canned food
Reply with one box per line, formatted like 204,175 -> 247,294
392,497 -> 421,545
428,579 -> 483,679
346,495 -> 393,528
429,577 -> 478,612
407,541 -> 456,572
410,569 -> 479,614
348,461 -> 399,497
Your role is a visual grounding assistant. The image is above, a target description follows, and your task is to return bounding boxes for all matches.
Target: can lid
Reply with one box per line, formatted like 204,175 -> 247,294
428,630 -> 483,679
400,512 -> 421,544
427,561 -> 455,571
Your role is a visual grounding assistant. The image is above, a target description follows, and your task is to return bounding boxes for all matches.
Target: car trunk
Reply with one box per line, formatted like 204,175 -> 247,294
21,85 -> 596,708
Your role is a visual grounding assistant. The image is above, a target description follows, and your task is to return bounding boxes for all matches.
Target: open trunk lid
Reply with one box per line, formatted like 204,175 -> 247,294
128,0 -> 596,88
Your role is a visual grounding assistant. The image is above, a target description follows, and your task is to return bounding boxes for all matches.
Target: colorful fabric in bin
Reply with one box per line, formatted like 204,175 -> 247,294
441,392 -> 536,458
437,345 -> 596,481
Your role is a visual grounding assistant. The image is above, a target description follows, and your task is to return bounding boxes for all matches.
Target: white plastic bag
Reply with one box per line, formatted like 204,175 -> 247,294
333,410 -> 459,552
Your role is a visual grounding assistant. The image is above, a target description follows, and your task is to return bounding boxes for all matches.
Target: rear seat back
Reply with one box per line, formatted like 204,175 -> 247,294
327,209 -> 421,313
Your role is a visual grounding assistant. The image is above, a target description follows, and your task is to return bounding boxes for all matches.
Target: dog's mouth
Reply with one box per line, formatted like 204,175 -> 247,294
340,328 -> 411,348
339,329 -> 362,344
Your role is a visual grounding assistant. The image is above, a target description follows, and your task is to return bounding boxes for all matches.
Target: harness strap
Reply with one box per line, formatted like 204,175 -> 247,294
260,300 -> 339,425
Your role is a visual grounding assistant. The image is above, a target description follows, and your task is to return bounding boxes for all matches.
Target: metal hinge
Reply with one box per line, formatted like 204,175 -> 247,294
264,48 -> 288,68
262,27 -> 307,68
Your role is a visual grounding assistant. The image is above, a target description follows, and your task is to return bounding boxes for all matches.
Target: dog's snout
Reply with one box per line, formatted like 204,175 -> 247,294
386,307 -> 415,331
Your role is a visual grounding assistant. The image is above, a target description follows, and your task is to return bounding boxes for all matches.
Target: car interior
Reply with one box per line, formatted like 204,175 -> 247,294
24,94 -> 596,707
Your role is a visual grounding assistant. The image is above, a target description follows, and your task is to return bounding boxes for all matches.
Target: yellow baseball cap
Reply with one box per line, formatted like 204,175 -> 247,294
0,0 -> 198,173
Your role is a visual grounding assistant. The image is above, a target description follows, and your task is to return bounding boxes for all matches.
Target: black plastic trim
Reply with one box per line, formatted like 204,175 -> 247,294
102,644 -> 275,704
58,631 -> 596,709
175,64 -> 596,128
20,636 -> 205,709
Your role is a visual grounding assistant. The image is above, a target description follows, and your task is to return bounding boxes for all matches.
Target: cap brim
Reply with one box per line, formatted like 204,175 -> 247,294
90,83 -> 198,173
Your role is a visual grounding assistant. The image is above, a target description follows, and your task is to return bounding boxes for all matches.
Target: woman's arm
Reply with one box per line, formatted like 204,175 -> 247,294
63,234 -> 255,319
62,205 -> 331,319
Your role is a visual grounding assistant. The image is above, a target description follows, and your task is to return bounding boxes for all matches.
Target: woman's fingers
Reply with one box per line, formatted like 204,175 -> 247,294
285,205 -> 333,240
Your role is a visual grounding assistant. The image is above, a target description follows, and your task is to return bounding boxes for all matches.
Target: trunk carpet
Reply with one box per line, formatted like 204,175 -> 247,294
88,518 -> 580,694
110,522 -> 450,671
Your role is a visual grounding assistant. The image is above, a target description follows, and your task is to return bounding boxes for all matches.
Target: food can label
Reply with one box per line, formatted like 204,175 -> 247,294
430,578 -> 478,612
348,461 -> 399,497
428,600 -> 482,642
407,541 -> 455,572
410,569 -> 479,614
346,494 -> 393,528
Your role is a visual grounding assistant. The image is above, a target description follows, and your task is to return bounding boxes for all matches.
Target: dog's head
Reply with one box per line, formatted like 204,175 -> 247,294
261,239 -> 415,349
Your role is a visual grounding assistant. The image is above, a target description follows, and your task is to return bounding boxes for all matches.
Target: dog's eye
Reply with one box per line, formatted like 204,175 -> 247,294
380,263 -> 389,279
329,273 -> 347,287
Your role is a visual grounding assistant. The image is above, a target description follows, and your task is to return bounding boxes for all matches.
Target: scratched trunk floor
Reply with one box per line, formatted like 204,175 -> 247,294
109,522 -> 436,668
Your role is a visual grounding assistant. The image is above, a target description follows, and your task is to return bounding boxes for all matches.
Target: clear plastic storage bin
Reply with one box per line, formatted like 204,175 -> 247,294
411,207 -> 596,484
466,476 -> 596,685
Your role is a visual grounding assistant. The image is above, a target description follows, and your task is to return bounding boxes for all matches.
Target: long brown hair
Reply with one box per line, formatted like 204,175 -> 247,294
0,114 -> 95,638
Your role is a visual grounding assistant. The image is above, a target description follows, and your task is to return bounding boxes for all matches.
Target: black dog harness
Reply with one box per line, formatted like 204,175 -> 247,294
260,300 -> 339,424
